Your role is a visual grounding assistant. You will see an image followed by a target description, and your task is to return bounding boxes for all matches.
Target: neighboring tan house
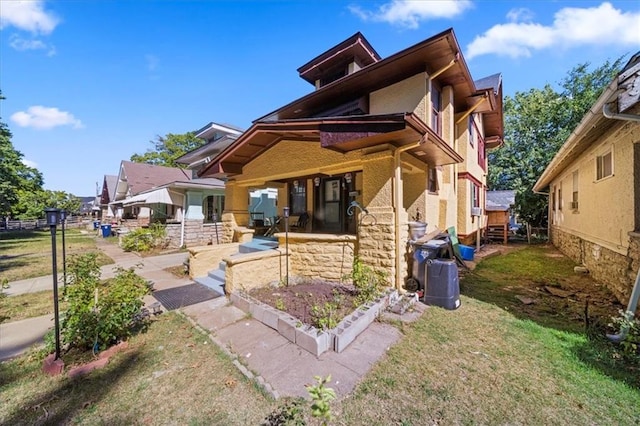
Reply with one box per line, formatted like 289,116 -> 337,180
195,29 -> 503,293
533,52 -> 640,304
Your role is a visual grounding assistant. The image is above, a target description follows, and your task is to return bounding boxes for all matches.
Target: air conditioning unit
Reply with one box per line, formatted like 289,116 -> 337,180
570,201 -> 579,210
471,207 -> 482,217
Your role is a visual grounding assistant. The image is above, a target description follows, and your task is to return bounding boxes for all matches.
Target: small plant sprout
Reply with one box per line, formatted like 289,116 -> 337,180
306,374 -> 336,425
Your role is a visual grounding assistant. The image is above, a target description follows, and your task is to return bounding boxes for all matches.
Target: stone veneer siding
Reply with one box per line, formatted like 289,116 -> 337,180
551,226 -> 640,305
280,233 -> 357,282
355,207 -> 398,287
165,221 -> 224,248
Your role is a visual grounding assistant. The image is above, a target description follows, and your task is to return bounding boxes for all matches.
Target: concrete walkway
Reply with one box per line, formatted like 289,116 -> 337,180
1,236 -> 426,400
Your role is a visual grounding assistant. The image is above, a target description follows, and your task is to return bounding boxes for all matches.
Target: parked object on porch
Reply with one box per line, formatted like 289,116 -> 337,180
423,259 -> 460,310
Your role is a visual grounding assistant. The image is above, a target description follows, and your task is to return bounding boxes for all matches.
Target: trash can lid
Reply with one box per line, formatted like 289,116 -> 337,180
424,239 -> 447,248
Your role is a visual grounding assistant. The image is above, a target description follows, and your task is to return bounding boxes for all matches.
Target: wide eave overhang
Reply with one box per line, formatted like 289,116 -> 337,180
199,113 -> 463,178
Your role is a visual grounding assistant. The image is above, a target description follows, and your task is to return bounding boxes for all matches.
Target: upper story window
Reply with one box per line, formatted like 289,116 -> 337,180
471,182 -> 480,208
571,170 -> 579,210
468,114 -> 476,147
431,85 -> 441,136
596,149 -> 613,181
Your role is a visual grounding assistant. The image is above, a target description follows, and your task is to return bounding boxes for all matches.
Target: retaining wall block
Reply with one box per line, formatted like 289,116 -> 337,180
277,315 -> 299,343
230,292 -> 250,313
295,325 -> 331,356
262,306 -> 280,330
249,301 -> 266,323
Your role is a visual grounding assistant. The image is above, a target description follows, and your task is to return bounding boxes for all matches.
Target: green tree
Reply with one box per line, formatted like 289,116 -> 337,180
0,92 -> 44,218
488,58 -> 624,227
12,189 -> 81,219
130,132 -> 204,167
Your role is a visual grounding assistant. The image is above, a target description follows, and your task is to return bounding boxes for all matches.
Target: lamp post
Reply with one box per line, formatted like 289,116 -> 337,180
59,209 -> 67,287
45,208 -> 62,360
283,206 -> 290,286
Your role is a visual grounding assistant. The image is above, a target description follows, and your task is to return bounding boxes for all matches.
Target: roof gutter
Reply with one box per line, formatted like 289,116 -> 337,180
602,102 -> 640,122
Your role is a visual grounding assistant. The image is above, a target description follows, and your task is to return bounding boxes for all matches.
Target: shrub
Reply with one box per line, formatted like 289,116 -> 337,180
61,253 -> 150,352
609,310 -> 640,361
344,256 -> 388,306
121,223 -> 168,253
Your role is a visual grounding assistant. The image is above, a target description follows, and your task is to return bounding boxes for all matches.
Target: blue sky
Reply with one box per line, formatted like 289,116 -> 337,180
1,0 -> 639,197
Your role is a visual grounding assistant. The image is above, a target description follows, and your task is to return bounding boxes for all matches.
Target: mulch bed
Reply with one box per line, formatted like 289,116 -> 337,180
248,281 -> 360,327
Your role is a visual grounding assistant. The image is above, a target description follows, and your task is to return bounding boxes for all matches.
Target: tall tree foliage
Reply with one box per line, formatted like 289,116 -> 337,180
12,189 -> 81,220
130,132 -> 204,167
0,92 -> 44,218
488,58 -> 625,227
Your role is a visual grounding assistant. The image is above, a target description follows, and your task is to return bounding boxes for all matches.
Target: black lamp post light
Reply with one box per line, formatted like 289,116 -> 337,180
283,206 -> 290,286
44,208 -> 62,361
59,209 -> 67,287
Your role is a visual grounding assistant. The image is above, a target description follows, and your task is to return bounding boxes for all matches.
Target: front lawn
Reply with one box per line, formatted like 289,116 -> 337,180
0,229 -> 113,283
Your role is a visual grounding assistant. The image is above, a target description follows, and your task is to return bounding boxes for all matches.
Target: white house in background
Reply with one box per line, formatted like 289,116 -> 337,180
533,52 -> 640,304
108,160 -> 226,247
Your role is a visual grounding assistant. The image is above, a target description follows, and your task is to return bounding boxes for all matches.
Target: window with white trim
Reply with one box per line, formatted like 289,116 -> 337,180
596,149 -> 613,180
471,182 -> 480,208
203,195 -> 224,223
431,85 -> 441,136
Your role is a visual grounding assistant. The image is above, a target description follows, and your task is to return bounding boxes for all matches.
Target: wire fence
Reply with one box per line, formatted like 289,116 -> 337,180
0,216 -> 91,231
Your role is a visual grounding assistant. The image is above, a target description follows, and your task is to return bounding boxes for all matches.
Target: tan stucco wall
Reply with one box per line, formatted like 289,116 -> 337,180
549,121 -> 636,253
370,73 -> 427,123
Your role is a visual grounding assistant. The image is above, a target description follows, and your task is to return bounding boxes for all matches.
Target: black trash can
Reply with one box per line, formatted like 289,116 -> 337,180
411,239 -> 448,292
423,258 -> 460,310
100,224 -> 112,238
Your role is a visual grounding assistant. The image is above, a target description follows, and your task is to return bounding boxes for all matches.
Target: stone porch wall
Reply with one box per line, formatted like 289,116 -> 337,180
357,207 -> 398,288
164,221 -> 224,248
187,243 -> 242,279
551,226 -> 640,304
277,233 -> 357,282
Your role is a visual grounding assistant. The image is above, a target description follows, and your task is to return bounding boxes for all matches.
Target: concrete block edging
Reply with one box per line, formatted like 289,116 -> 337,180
230,288 -> 397,356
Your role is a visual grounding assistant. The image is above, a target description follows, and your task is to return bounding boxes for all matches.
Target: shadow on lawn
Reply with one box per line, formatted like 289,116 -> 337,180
2,349 -> 143,425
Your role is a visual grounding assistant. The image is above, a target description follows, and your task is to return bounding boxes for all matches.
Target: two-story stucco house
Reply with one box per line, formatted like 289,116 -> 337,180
195,29 -> 503,293
534,52 -> 640,305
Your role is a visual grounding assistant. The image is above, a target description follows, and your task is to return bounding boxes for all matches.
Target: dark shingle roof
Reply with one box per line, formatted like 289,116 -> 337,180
121,161 -> 192,195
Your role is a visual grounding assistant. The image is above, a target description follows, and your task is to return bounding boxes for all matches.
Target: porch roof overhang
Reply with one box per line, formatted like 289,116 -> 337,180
122,188 -> 185,207
199,113 -> 463,178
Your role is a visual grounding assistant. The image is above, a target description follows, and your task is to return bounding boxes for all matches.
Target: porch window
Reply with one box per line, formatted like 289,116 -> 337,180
203,195 -> 224,223
596,149 -> 613,180
290,179 -> 307,216
431,85 -> 441,136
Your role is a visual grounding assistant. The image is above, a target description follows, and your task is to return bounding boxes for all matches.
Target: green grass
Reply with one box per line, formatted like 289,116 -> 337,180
0,229 -> 113,283
2,244 -> 638,425
0,313 -> 278,425
0,290 -> 68,323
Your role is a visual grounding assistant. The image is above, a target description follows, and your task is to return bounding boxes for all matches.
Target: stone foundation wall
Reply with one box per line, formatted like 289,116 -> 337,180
187,243 -> 241,279
551,226 -> 639,304
225,250 -> 284,294
279,233 -> 357,282
163,221 -> 223,248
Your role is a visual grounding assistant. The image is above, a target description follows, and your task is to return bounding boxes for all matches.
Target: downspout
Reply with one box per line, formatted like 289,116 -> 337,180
180,193 -> 186,248
393,139 -> 425,292
603,102 -> 640,122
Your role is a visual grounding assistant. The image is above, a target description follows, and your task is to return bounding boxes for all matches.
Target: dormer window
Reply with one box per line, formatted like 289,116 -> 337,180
319,66 -> 348,87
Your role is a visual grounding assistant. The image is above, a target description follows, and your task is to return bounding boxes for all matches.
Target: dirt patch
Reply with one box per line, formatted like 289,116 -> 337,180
462,244 -> 625,333
248,281 -> 360,328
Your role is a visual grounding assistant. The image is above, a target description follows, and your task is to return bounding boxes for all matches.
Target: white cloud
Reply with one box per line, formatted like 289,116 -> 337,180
467,2 -> 640,59
506,7 -> 535,23
11,106 -> 84,130
0,0 -> 59,34
22,159 -> 38,169
9,34 -> 56,56
349,0 -> 473,29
